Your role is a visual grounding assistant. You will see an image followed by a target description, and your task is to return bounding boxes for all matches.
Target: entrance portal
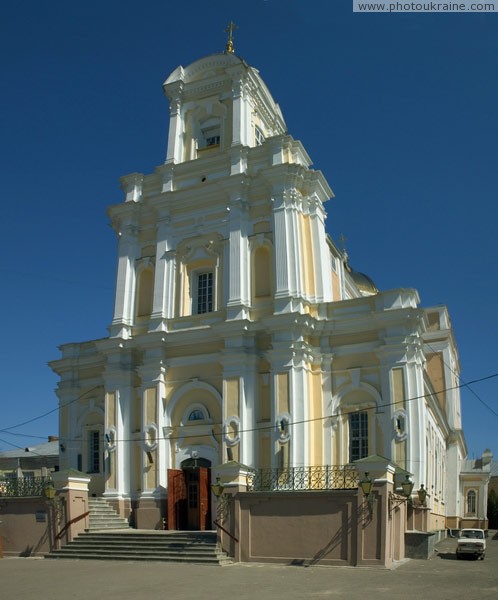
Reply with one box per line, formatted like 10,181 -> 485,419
167,459 -> 211,530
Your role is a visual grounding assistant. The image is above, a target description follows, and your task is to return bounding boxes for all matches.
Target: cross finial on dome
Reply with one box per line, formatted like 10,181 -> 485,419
225,21 -> 238,54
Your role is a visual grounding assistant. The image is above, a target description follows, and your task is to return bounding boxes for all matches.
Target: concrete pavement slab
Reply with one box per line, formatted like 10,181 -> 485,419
0,531 -> 496,600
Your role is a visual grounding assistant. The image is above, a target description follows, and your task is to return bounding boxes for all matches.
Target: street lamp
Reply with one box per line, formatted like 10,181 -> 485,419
43,480 -> 56,501
389,475 -> 414,512
359,472 -> 373,503
211,476 -> 225,498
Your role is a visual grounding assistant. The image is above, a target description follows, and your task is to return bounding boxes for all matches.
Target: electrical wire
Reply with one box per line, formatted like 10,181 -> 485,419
46,372 -> 498,447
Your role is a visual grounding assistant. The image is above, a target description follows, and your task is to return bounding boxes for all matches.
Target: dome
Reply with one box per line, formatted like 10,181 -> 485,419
349,268 -> 378,296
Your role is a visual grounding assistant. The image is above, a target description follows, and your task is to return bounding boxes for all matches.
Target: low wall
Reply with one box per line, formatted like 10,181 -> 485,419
226,484 -> 402,568
0,497 -> 55,556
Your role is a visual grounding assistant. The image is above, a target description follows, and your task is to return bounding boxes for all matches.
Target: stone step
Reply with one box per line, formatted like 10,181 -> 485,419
79,532 -> 217,541
46,552 -> 231,565
85,497 -> 130,531
48,546 -> 224,558
70,538 -> 217,546
47,530 -> 231,565
45,529 -> 230,565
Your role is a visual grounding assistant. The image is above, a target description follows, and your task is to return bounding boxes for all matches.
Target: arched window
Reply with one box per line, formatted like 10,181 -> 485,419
136,268 -> 154,317
188,409 -> 205,422
466,490 -> 477,515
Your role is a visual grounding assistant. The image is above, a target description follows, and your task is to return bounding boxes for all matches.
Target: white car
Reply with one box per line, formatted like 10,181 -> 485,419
456,528 -> 486,560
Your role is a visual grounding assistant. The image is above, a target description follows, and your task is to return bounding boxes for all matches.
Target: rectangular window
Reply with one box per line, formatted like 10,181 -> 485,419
466,490 -> 477,515
88,430 -> 100,473
255,125 -> 265,146
349,412 -> 368,462
196,272 -> 213,314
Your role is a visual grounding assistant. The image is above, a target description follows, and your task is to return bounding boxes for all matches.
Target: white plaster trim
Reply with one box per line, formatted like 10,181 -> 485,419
143,422 -> 158,451
224,415 -> 240,446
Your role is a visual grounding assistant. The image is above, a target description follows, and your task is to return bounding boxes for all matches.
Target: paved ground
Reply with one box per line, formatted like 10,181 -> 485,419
1,531 -> 497,600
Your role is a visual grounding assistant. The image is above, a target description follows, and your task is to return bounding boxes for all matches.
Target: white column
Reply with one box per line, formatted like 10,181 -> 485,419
289,362 -> 308,468
150,212 -> 177,330
109,224 -> 139,339
226,191 -> 250,320
321,355 -> 334,465
165,82 -> 184,164
239,356 -> 258,466
230,78 -> 250,147
103,358 -> 134,499
310,197 -> 333,302
138,354 -> 168,493
272,187 -> 302,313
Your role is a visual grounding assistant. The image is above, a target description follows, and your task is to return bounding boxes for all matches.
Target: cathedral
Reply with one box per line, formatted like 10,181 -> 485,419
50,34 -> 489,533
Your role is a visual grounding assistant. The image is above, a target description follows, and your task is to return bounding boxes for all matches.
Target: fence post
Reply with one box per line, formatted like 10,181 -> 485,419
51,469 -> 91,546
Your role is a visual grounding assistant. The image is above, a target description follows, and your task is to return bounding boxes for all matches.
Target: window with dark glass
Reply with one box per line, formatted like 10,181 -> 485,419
88,430 -> 100,473
196,272 -> 213,314
349,412 -> 368,462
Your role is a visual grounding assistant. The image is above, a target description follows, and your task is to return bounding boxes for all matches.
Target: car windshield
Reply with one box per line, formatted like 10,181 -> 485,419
461,530 -> 484,539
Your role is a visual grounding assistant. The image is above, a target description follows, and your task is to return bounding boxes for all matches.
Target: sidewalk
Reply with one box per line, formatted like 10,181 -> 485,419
0,531 -> 496,600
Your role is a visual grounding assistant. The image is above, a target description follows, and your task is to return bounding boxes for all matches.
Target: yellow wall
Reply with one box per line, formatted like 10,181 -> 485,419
276,373 -> 289,415
426,353 -> 446,412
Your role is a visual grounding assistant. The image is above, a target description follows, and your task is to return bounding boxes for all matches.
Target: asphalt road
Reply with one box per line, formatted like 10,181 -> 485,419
0,531 -> 496,600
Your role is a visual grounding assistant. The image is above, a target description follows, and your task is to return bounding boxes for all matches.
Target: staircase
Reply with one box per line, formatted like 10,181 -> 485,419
45,530 -> 231,565
46,497 -> 230,564
86,497 -> 130,530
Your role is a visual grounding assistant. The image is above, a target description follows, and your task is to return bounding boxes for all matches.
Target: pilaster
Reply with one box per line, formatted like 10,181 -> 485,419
226,190 -> 250,320
150,211 -> 177,330
109,223 -> 140,339
164,81 -> 184,164
102,347 -> 136,499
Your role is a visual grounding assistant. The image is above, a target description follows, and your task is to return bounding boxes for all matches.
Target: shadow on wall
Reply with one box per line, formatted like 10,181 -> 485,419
288,503 -> 371,568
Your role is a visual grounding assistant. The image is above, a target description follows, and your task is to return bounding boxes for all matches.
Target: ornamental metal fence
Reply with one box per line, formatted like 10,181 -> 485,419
0,476 -> 51,498
246,465 -> 359,492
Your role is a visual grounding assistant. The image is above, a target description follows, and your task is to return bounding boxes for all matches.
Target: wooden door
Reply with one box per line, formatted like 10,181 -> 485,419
199,467 -> 210,531
186,469 -> 200,530
167,469 -> 187,530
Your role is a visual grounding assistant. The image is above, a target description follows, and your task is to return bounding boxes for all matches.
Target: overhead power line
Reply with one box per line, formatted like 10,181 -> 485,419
27,372 -> 498,449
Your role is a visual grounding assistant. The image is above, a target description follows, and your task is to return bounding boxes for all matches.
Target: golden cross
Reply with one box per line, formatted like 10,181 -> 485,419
225,21 -> 238,54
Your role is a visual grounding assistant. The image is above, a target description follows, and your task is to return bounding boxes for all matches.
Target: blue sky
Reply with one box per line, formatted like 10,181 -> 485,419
1,1 -> 497,460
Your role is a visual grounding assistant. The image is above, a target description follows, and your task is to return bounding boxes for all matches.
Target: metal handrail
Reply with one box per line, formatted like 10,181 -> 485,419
214,519 -> 239,543
246,465 -> 359,492
55,511 -> 90,541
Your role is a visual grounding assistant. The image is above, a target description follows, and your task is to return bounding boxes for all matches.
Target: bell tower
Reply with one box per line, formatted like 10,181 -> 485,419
162,52 -> 287,171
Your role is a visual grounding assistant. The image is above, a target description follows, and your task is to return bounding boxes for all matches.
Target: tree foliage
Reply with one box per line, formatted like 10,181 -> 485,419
487,488 -> 498,529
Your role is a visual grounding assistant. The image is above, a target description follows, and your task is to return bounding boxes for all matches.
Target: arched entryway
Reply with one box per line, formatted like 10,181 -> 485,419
167,458 -> 212,530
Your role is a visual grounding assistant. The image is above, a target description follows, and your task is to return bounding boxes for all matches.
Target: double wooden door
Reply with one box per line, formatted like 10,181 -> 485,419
167,467 -> 210,530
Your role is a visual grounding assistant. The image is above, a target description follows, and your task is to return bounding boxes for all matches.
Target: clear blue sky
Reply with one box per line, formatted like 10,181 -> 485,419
1,1 -> 497,461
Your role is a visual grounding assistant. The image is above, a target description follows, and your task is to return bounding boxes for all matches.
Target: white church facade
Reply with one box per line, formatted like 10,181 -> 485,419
50,45 -> 489,532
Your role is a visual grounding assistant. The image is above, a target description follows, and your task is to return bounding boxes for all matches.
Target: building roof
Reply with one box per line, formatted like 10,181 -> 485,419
490,461 -> 498,478
0,440 -> 59,459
